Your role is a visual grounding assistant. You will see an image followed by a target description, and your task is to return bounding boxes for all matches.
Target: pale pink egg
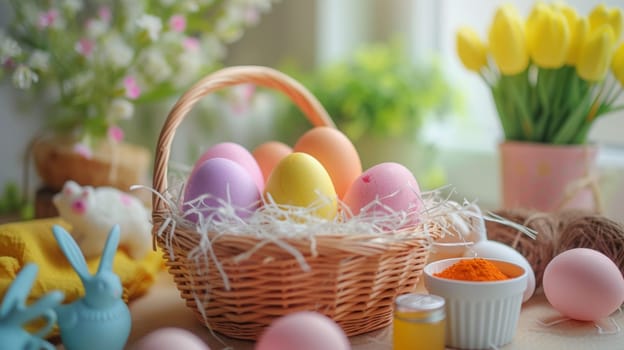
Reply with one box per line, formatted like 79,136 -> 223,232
191,142 -> 264,191
255,312 -> 350,350
343,162 -> 423,223
134,327 -> 210,350
252,141 -> 292,183
543,248 -> 624,321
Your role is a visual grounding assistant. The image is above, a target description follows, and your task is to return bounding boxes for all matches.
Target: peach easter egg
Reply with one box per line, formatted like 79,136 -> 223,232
293,127 -> 361,199
252,141 -> 292,183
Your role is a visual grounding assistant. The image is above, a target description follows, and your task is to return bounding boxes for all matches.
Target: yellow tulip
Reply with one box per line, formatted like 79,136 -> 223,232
611,8 -> 623,39
566,17 -> 589,65
526,2 -> 549,40
527,2 -> 550,25
526,5 -> 570,68
488,4 -> 529,75
612,43 -> 624,86
554,3 -> 586,65
576,25 -> 617,82
555,2 -> 578,23
456,26 -> 488,72
589,4 -> 622,39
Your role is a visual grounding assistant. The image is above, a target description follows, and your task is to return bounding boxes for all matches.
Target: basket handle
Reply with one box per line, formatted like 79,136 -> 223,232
152,65 -> 336,212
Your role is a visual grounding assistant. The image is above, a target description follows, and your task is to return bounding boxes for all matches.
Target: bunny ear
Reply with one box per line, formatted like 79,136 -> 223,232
97,225 -> 120,275
0,263 -> 38,318
14,290 -> 64,326
52,225 -> 90,279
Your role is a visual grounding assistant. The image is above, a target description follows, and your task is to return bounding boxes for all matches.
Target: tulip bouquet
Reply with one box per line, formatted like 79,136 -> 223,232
457,2 -> 624,145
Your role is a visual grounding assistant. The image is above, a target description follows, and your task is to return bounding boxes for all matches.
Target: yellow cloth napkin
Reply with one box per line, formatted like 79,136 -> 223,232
0,217 -> 163,304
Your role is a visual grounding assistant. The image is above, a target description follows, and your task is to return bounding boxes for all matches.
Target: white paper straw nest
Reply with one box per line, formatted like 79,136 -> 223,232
142,169 -> 535,260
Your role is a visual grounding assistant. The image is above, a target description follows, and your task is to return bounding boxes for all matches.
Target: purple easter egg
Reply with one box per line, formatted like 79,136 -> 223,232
182,157 -> 261,223
191,142 -> 264,192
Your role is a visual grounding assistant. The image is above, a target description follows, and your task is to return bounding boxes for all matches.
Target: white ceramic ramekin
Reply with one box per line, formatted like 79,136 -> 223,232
424,258 -> 527,349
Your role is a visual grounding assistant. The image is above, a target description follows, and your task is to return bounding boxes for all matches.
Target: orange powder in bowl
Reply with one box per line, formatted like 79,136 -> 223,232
434,258 -> 509,282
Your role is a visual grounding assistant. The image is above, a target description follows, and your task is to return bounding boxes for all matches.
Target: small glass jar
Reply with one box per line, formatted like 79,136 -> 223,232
393,293 -> 446,350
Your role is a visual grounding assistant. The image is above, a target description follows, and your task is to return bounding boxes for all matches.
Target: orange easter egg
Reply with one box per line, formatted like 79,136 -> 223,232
293,127 -> 362,199
252,141 -> 293,183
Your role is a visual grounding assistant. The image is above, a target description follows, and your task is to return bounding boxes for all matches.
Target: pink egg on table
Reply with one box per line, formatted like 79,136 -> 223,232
191,142 -> 264,191
255,312 -> 350,350
343,162 -> 423,223
543,248 -> 624,321
182,157 -> 261,223
134,327 -> 210,350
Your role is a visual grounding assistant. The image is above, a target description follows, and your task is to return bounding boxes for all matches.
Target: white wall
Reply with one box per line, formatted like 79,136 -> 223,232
0,86 -> 43,190
0,3 -> 43,191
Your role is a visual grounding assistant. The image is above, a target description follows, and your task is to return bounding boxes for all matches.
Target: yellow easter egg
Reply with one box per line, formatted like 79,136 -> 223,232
264,152 -> 337,220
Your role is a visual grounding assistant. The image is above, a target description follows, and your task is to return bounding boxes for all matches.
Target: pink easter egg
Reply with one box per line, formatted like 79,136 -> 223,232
255,312 -> 350,350
343,162 -> 423,224
182,157 -> 260,223
134,327 -> 210,350
191,142 -> 264,191
543,248 -> 624,321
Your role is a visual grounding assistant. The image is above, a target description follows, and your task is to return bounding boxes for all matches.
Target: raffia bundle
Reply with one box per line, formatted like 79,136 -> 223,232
486,209 -> 624,287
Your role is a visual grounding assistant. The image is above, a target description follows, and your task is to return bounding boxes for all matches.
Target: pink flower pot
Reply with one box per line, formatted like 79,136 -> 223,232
499,142 -> 598,212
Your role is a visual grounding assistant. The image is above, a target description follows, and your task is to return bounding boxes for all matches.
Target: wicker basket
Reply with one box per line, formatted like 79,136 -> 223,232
151,66 -> 437,340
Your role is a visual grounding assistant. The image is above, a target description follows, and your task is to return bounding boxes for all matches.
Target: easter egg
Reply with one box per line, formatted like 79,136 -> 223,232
191,142 -> 264,191
256,312 -> 350,350
293,126 -> 362,199
264,152 -> 337,220
182,157 -> 260,223
543,248 -> 624,321
343,162 -> 422,222
134,328 -> 210,350
252,141 -> 292,183
466,240 -> 536,302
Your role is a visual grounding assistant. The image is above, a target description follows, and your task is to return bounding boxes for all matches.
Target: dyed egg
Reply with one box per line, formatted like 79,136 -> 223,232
543,248 -> 624,321
252,141 -> 292,183
191,142 -> 264,191
134,328 -> 209,350
256,312 -> 350,350
465,240 -> 536,302
293,126 -> 362,199
343,162 -> 422,221
182,158 -> 260,223
264,152 -> 337,220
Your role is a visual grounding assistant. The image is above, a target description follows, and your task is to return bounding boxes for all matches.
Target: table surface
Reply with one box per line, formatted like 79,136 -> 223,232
103,271 -> 624,350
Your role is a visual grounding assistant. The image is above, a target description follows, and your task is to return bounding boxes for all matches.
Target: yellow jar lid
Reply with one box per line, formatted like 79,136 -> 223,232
394,293 -> 445,323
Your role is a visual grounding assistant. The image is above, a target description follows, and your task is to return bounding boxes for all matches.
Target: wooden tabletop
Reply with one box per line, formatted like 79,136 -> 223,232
113,271 -> 624,350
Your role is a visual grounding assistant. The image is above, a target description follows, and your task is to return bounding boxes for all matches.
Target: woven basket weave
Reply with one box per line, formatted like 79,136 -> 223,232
151,66 -> 437,340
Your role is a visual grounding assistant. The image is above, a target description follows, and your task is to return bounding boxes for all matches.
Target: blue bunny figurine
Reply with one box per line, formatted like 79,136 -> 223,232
0,263 -> 64,350
52,224 -> 131,350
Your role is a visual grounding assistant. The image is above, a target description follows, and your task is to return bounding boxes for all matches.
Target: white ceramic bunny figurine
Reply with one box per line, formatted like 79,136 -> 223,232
53,180 -> 151,259
52,224 -> 131,350
0,263 -> 64,350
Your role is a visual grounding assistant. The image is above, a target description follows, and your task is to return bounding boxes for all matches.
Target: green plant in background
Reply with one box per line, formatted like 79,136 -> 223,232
0,182 -> 33,220
282,40 -> 460,143
278,40 -> 461,189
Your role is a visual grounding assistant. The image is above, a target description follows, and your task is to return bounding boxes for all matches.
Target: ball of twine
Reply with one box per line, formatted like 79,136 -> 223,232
558,213 -> 624,273
485,209 -> 624,288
